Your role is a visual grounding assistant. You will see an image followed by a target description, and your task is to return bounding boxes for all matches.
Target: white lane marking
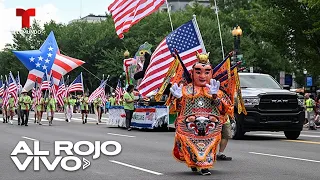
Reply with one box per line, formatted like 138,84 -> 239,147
253,133 -> 320,138
109,160 -> 163,175
107,133 -> 135,138
249,152 -> 320,163
22,136 -> 38,141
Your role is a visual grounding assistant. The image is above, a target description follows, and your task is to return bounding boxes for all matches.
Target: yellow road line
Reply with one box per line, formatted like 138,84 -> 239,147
283,140 -> 320,145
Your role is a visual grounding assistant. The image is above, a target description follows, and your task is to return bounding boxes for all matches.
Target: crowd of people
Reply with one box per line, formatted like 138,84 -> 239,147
0,90 -> 119,126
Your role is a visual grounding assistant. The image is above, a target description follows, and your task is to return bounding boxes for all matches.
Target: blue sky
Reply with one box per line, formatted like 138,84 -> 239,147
0,0 -> 114,49
3,0 -> 114,23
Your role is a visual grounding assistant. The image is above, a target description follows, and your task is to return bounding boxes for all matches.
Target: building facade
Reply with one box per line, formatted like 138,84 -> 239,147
159,0 -> 211,12
69,14 -> 107,24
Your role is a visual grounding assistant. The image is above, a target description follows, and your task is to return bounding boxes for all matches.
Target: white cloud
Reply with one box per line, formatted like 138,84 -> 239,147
0,0 -> 60,50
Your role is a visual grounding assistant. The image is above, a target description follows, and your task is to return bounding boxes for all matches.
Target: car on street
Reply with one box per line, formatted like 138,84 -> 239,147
231,73 -> 305,140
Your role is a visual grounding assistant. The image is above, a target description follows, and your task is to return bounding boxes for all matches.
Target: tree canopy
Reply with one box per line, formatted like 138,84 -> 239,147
1,0 -> 319,92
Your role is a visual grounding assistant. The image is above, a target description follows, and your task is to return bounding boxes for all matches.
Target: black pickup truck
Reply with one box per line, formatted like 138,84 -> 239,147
231,73 -> 305,140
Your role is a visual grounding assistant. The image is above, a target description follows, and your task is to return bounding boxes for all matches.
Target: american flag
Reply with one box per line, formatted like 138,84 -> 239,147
67,73 -> 84,93
0,78 -> 4,97
88,80 -> 107,103
115,79 -> 124,105
108,0 -> 165,39
49,74 -> 57,99
13,31 -> 85,92
32,80 -> 38,109
57,77 -> 66,106
16,72 -> 22,94
2,82 -> 8,108
138,18 -> 206,96
7,72 -> 18,106
40,73 -> 50,91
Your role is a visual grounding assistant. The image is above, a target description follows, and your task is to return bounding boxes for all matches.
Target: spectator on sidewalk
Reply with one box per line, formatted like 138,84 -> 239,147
305,94 -> 317,130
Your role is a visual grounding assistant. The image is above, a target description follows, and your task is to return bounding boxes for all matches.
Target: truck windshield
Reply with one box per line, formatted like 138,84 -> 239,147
239,74 -> 281,89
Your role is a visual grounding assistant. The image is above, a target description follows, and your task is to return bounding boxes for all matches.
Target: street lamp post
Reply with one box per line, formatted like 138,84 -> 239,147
231,25 -> 242,65
303,69 -> 307,93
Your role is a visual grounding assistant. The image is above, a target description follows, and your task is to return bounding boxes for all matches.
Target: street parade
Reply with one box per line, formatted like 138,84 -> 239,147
0,0 -> 319,180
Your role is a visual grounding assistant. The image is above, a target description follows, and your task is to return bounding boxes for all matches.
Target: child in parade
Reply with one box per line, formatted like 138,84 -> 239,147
8,95 -> 15,125
37,93 -> 45,125
80,93 -> 89,124
46,94 -> 56,126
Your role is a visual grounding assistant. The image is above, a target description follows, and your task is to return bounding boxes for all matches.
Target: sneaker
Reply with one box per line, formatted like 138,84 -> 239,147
217,154 -> 232,161
191,167 -> 198,172
127,128 -> 132,131
199,169 -> 211,175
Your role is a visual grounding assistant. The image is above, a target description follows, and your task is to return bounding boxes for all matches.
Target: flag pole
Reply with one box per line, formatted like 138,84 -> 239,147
213,0 -> 225,60
165,0 -> 174,32
192,15 -> 206,53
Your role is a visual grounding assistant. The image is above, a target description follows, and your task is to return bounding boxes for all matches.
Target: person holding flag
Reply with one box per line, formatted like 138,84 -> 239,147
36,91 -> 45,125
20,90 -> 32,126
8,94 -> 15,125
80,93 -> 89,124
45,93 -> 56,126
93,96 -> 102,125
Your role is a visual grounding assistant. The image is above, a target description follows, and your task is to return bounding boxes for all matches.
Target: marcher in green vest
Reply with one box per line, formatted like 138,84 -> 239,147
8,95 -> 15,125
46,93 -> 56,126
80,93 -> 89,124
36,92 -> 45,125
305,94 -> 316,130
123,85 -> 135,131
109,94 -> 116,106
93,97 -> 102,125
20,90 -> 32,126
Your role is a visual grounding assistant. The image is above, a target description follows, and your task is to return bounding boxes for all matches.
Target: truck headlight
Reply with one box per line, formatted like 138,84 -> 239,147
243,97 -> 260,106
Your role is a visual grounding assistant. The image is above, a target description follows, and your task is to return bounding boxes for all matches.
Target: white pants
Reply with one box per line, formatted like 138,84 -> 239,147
67,106 -> 73,122
306,111 -> 315,127
94,107 -> 100,123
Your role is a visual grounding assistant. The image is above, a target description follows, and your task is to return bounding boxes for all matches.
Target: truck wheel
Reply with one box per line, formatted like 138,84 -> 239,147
231,119 -> 245,140
284,131 -> 301,140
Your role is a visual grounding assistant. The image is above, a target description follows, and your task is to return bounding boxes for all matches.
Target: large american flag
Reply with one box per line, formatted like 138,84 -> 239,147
108,0 -> 165,39
67,73 -> 84,93
88,80 -> 107,103
138,18 -> 206,96
115,79 -> 124,105
13,31 -> 85,92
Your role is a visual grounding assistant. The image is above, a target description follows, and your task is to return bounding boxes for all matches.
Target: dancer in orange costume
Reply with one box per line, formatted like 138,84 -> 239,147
170,52 -> 233,175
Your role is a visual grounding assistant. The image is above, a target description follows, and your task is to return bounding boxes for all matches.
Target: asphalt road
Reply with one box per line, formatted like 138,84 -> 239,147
0,112 -> 319,180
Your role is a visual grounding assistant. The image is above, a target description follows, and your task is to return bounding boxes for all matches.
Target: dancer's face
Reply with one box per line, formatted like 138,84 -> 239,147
192,63 -> 212,87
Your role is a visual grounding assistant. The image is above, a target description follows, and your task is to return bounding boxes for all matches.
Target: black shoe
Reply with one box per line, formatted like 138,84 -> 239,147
21,123 -> 24,126
217,154 -> 232,161
85,119 -> 87,123
199,169 -> 211,175
82,121 -> 85,124
18,123 -> 20,125
25,124 -> 28,126
191,167 -> 198,172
